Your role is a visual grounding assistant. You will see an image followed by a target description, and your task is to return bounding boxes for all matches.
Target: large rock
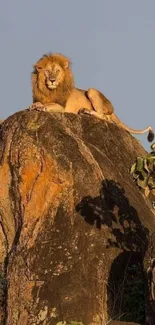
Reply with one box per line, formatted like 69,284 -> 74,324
109,322 -> 140,325
0,109 -> 155,324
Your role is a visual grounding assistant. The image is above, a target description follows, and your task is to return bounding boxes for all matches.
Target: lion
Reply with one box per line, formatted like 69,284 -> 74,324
30,53 -> 154,141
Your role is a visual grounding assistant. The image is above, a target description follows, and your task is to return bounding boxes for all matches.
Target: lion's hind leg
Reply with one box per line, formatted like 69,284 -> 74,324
87,88 -> 114,116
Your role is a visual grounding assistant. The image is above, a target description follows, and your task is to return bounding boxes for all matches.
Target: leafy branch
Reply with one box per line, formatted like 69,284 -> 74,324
130,143 -> 155,199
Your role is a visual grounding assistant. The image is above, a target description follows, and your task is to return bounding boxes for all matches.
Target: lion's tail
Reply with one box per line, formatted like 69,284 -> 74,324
111,113 -> 154,142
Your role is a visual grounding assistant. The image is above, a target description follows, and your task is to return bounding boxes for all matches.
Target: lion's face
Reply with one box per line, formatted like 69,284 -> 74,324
32,54 -> 74,104
36,62 -> 65,90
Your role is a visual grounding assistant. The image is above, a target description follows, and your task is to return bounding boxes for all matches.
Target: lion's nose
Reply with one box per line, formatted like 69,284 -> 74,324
50,79 -> 55,84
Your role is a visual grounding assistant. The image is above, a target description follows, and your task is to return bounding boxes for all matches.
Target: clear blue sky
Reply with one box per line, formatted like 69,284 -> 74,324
0,0 -> 155,149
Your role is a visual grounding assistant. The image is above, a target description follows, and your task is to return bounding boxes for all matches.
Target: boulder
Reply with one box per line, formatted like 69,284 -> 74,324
0,109 -> 155,324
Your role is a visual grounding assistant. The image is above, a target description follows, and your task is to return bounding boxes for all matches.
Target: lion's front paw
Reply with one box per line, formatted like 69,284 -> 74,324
78,108 -> 91,115
29,102 -> 45,111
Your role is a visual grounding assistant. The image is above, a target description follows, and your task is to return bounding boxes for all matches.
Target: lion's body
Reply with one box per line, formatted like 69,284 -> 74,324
30,53 -> 154,141
65,88 -> 93,112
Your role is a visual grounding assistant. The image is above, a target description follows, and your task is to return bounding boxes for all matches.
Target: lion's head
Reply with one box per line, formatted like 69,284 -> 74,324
32,53 -> 74,101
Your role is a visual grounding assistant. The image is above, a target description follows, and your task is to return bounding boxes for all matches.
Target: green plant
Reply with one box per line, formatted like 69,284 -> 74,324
130,142 -> 155,199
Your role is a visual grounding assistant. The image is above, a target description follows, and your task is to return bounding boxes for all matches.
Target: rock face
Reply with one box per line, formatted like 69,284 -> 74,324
0,109 -> 155,325
109,322 -> 140,325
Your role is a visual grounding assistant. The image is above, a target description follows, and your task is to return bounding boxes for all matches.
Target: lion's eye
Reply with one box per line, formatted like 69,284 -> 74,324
44,70 -> 50,77
56,69 -> 60,73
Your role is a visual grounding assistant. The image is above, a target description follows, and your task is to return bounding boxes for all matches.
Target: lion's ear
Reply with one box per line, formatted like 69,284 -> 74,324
34,64 -> 42,72
64,59 -> 70,69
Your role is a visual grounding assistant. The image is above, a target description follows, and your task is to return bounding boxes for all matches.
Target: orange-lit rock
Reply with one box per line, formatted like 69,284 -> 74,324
0,109 -> 154,324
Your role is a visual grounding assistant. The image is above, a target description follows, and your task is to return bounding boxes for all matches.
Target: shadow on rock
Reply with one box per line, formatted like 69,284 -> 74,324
76,179 -> 149,324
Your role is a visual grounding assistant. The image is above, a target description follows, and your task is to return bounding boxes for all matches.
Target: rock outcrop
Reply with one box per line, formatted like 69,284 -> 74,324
109,322 -> 140,325
0,109 -> 155,325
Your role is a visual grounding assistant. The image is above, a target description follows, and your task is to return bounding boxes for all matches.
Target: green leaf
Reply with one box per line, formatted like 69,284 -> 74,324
143,158 -> 150,172
136,157 -> 144,171
130,162 -> 136,174
137,177 -> 148,188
